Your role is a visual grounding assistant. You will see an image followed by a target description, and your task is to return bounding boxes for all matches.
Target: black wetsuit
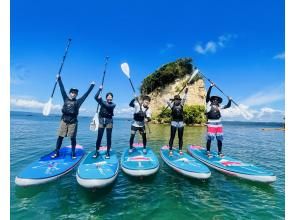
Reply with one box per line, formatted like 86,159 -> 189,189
168,95 -> 186,151
94,88 -> 116,156
55,77 -> 94,156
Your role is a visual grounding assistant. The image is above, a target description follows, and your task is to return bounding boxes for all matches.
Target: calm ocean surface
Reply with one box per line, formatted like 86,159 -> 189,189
11,111 -> 285,220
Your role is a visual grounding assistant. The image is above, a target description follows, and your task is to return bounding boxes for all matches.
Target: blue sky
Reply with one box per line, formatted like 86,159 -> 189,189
10,0 -> 285,121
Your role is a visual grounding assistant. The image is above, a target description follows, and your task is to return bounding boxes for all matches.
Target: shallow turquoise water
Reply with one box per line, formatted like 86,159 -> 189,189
11,111 -> 285,219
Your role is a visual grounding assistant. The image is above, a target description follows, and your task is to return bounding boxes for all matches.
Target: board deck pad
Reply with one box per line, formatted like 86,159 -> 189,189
187,145 -> 276,182
121,143 -> 159,171
17,145 -> 84,180
77,146 -> 119,180
160,145 -> 210,175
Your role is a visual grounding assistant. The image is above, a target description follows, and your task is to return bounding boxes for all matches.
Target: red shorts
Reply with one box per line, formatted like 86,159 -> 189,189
207,122 -> 223,141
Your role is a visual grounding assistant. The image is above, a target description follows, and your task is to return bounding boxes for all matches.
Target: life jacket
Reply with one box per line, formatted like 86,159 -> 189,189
99,102 -> 114,119
61,98 -> 79,123
134,106 -> 148,122
171,104 -> 183,121
206,104 -> 221,120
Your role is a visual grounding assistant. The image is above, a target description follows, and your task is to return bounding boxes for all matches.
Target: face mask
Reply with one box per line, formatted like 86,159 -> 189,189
106,96 -> 113,103
211,100 -> 219,106
143,100 -> 149,107
70,92 -> 77,99
174,100 -> 181,106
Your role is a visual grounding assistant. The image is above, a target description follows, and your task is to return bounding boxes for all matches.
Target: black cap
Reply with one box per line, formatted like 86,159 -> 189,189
210,96 -> 222,104
143,95 -> 151,101
106,92 -> 113,98
174,95 -> 181,100
69,88 -> 79,94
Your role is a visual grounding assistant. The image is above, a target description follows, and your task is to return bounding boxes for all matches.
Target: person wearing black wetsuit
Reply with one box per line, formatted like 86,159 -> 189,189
93,85 -> 116,159
129,95 -> 151,154
51,75 -> 95,159
167,88 -> 188,156
206,83 -> 231,157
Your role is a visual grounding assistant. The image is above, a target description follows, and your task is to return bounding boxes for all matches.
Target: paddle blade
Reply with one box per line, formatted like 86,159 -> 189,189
89,113 -> 99,131
238,104 -> 254,120
43,98 -> 52,116
121,63 -> 130,78
188,68 -> 199,84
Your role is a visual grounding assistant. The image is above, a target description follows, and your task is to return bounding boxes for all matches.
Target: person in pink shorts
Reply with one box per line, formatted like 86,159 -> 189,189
205,83 -> 232,157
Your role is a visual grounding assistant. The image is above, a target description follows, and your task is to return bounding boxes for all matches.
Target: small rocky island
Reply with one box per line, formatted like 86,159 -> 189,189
140,58 -> 207,125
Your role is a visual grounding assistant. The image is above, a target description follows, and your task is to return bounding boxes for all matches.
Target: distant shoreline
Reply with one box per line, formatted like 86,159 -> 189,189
261,127 -> 285,131
10,110 -> 285,125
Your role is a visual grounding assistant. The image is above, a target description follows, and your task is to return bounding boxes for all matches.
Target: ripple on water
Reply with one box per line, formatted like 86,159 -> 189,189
11,113 -> 285,219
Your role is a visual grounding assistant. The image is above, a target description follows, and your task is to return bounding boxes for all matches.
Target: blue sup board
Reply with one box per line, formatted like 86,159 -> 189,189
160,146 -> 211,179
76,146 -> 119,188
121,143 -> 159,177
15,145 -> 85,186
187,145 -> 276,183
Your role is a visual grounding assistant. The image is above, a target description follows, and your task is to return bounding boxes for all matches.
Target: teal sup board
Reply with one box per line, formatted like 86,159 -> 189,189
187,145 -> 276,183
160,146 -> 211,179
76,146 -> 119,188
121,143 -> 159,177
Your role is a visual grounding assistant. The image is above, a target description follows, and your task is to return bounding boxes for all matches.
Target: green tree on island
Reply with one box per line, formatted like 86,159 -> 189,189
140,58 -> 206,125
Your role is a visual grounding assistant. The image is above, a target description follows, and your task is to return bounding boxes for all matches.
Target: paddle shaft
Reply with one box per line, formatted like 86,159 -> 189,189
50,38 -> 72,98
199,71 -> 239,107
200,70 -> 253,119
95,57 -> 110,113
160,77 -> 191,115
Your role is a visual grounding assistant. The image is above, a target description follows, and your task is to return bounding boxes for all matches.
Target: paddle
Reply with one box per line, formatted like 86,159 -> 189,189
160,68 -> 199,115
90,56 -> 110,131
121,63 -> 152,134
198,70 -> 253,120
42,38 -> 72,116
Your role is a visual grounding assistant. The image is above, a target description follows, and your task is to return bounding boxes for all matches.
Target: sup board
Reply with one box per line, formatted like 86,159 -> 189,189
160,146 -> 211,179
121,143 -> 159,177
15,145 -> 84,186
187,145 -> 276,183
76,146 -> 119,188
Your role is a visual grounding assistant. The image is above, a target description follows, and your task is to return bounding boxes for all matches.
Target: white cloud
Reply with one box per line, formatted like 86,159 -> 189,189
10,97 -> 94,116
222,105 -> 255,120
10,97 -> 135,118
114,107 -> 133,117
160,43 -> 175,54
195,41 -> 217,54
273,52 -> 285,60
256,107 -> 284,118
11,98 -> 61,111
222,105 -> 284,122
242,86 -> 284,107
219,85 -> 284,122
194,34 -> 237,55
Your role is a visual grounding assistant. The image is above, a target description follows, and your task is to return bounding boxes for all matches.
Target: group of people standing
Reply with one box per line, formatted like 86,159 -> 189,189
51,75 -> 232,160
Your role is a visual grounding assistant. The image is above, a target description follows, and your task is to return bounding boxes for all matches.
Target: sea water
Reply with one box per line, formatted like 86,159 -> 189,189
11,111 -> 284,219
